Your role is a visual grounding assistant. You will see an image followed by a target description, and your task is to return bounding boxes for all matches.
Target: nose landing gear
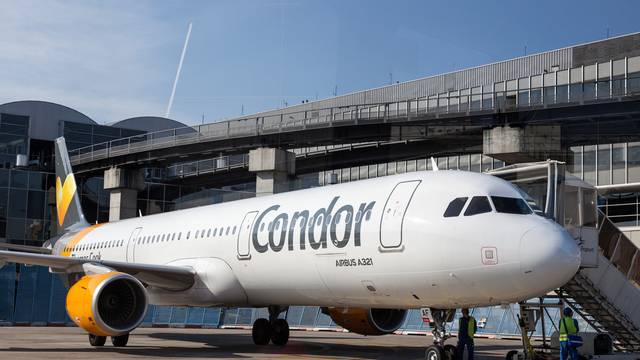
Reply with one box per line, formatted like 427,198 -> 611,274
251,305 -> 290,346
425,309 -> 457,360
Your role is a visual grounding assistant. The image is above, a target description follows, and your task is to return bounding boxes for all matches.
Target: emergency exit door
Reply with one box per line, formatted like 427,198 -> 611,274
126,227 -> 142,262
237,211 -> 258,259
379,180 -> 421,249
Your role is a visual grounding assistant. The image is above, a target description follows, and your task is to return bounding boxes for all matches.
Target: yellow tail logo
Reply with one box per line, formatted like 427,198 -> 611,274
56,174 -> 77,226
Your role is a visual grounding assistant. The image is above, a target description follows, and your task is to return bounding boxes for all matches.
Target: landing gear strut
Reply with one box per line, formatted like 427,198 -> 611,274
251,305 -> 290,346
425,309 -> 457,360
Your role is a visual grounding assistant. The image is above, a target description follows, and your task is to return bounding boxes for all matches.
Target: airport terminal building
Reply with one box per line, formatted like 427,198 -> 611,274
1,33 -> 640,343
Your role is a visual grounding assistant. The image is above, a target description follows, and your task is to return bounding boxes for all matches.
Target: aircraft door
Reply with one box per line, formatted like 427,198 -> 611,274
237,211 -> 258,260
126,227 -> 142,262
379,180 -> 421,249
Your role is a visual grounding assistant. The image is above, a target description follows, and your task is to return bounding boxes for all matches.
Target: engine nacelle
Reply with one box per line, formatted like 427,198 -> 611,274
325,307 -> 408,335
66,272 -> 148,336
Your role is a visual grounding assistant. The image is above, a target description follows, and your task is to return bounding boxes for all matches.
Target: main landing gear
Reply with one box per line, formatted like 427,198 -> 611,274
425,309 -> 457,360
88,333 -> 129,347
252,305 -> 290,346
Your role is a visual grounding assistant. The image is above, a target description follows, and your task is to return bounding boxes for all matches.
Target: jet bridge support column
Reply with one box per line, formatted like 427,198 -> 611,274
249,148 -> 295,197
483,125 -> 562,164
104,167 -> 145,221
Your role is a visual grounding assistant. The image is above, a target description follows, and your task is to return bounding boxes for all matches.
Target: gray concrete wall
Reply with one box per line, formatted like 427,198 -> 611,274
573,33 -> 640,66
249,148 -> 295,197
483,125 -> 562,164
104,167 -> 144,221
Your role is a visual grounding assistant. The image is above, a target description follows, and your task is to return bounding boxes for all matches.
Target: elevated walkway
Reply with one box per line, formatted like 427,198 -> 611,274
67,55 -> 640,174
489,161 -> 640,351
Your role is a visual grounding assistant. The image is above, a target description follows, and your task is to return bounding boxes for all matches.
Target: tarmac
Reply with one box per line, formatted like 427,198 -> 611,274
0,327 -> 521,360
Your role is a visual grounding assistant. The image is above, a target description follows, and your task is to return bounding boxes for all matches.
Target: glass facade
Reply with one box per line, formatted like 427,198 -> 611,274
0,113 -> 29,168
0,169 -> 53,246
568,142 -> 640,186
318,154 -> 504,185
62,121 -> 144,151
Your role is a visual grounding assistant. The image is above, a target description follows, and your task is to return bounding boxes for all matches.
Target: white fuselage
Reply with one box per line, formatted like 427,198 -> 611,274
54,171 -> 581,309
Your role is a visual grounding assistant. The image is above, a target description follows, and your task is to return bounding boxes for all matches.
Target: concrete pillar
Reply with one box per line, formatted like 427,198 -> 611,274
249,148 -> 295,197
483,125 -> 561,164
104,167 -> 144,221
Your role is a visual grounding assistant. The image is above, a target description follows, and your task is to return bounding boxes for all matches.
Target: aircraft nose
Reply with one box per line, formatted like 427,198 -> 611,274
519,223 -> 581,289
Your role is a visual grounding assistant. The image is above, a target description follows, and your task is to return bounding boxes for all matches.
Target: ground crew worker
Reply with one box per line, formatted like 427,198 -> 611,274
456,308 -> 477,360
559,307 -> 580,360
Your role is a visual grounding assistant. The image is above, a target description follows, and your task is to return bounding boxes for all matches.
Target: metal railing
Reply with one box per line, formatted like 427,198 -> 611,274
69,56 -> 640,166
597,211 -> 640,288
165,141 -> 397,180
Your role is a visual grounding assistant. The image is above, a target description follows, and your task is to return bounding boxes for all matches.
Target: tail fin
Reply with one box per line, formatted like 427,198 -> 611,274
54,137 -> 88,235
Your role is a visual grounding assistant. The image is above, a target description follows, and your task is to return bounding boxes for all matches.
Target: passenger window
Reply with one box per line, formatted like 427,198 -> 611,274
443,197 -> 468,217
226,227 -> 230,235
207,229 -> 211,237
232,226 -> 237,234
213,228 -> 217,236
178,232 -> 181,240
491,196 -> 532,215
464,196 -> 492,216
187,231 -> 190,239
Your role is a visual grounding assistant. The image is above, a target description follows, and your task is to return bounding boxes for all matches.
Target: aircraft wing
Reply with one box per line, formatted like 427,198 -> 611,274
0,250 -> 195,291
0,243 -> 52,254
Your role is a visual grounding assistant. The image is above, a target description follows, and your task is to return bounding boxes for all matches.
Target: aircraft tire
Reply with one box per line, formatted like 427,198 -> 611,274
270,318 -> 289,346
505,350 -> 519,360
88,334 -> 106,347
252,318 -> 271,345
425,345 -> 444,360
443,344 -> 457,360
111,334 -> 129,347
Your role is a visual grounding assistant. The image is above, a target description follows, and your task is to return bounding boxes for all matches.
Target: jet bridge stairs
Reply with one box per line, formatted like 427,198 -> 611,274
489,161 -> 640,352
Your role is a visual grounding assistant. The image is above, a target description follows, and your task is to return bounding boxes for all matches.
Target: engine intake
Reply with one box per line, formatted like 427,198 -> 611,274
325,307 -> 407,335
66,272 -> 148,336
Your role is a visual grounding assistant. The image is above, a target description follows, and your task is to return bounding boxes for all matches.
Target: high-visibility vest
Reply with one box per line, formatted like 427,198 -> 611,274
468,317 -> 476,337
559,316 -> 578,341
460,316 -> 476,338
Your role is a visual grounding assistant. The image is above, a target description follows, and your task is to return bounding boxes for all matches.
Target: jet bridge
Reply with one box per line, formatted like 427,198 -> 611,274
488,161 -> 640,352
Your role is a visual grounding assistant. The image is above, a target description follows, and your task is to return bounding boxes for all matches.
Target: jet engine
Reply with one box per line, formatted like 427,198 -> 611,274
324,307 -> 407,335
66,272 -> 148,336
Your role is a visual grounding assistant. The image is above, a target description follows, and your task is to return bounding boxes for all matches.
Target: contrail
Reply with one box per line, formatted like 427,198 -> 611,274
166,21 -> 192,118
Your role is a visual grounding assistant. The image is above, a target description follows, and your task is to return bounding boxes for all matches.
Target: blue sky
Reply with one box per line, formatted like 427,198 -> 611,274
0,0 -> 639,125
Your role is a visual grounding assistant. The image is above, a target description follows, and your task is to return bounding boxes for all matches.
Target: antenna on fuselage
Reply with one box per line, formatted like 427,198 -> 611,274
430,157 -> 439,171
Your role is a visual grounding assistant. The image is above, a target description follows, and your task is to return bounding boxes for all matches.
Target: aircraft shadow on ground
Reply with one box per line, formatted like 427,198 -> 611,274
0,331 -> 422,359
0,331 -> 515,359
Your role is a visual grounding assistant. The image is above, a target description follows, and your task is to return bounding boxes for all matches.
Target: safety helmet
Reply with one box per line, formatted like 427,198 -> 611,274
563,307 -> 573,316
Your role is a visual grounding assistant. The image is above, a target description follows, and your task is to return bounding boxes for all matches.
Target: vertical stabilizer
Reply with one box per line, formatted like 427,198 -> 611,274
54,137 -> 88,235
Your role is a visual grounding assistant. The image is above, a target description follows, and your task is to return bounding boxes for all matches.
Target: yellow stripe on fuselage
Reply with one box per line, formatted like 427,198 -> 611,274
60,224 -> 103,257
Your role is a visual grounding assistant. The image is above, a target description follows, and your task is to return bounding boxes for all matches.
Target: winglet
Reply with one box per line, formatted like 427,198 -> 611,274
430,157 -> 439,171
54,137 -> 89,235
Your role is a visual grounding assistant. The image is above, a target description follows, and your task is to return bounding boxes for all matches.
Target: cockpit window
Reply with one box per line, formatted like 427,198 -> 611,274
464,196 -> 492,216
491,196 -> 532,215
443,197 -> 468,217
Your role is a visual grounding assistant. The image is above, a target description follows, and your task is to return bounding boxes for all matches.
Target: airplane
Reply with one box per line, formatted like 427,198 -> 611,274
0,138 -> 581,359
